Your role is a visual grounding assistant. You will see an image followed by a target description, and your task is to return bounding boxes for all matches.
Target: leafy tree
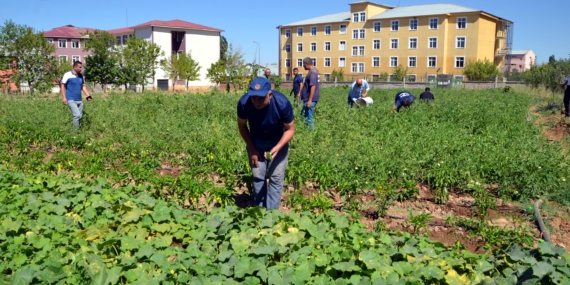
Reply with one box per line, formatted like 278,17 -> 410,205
392,64 -> 409,81
0,20 -> 57,94
220,35 -> 228,62
331,68 -> 344,81
54,58 -> 72,86
206,59 -> 226,86
224,44 -> 249,91
119,37 -> 163,92
160,51 -> 201,91
82,30 -> 119,93
463,58 -> 500,81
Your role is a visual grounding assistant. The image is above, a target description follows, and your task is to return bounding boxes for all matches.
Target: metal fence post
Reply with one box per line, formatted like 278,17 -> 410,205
335,77 -> 337,87
494,76 -> 498,88
403,77 -> 406,88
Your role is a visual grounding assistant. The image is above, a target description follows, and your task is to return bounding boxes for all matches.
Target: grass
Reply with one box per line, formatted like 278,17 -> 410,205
0,86 -> 569,205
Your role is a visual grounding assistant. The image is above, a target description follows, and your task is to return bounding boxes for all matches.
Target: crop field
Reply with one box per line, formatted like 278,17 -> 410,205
1,86 -> 570,284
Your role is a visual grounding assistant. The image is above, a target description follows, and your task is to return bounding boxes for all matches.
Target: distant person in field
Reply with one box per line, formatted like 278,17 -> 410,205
347,78 -> 370,108
300,57 -> 320,128
289,67 -> 303,106
419,87 -> 435,101
61,61 -> 92,129
393,90 -> 415,112
237,77 -> 295,210
264,68 -> 271,79
561,77 -> 570,117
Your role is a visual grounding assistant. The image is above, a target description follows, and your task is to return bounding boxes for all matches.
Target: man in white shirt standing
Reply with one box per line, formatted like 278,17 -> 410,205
347,78 -> 370,108
61,61 -> 92,129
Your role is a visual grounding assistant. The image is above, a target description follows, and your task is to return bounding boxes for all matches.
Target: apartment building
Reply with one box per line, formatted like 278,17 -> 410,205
277,2 -> 513,82
44,25 -> 96,64
506,50 -> 535,72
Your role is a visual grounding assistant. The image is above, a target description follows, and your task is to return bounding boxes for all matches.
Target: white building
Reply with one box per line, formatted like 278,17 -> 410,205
109,19 -> 223,90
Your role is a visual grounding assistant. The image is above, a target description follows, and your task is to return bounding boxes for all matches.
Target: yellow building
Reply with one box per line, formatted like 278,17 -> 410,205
277,2 -> 513,82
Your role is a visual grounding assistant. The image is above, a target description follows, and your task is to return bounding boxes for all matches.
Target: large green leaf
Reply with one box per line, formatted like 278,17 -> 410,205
234,257 -> 254,279
532,261 -> 554,278
123,208 -> 147,224
359,250 -> 381,270
332,260 -> 361,272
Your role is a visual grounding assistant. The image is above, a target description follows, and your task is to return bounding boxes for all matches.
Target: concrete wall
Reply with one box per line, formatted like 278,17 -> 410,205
185,30 -> 220,87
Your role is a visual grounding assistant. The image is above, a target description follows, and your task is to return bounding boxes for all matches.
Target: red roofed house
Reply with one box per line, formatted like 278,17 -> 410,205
109,19 -> 223,91
44,25 -> 96,65
0,59 -> 17,92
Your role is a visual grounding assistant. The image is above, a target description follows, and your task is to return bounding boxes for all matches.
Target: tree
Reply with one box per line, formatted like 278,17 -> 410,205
220,35 -> 228,62
54,58 -> 72,86
160,51 -> 201,91
0,20 -> 57,94
392,64 -> 409,81
206,59 -> 226,87
331,68 -> 345,81
120,37 -> 164,92
82,30 -> 119,93
463,58 -> 500,81
224,44 -> 249,91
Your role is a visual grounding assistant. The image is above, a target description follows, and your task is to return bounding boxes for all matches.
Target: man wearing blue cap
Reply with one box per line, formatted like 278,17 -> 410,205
237,77 -> 295,210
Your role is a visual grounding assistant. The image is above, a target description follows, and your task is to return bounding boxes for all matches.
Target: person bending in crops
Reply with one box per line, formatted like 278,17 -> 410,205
347,78 -> 370,108
393,90 -> 415,112
61,61 -> 92,129
300,57 -> 320,128
237,77 -> 295,210
561,77 -> 570,117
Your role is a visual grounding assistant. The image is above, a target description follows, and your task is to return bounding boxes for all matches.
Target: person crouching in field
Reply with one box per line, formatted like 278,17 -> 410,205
393,90 -> 415,112
561,77 -> 570,117
347,78 -> 370,108
61,61 -> 92,129
237,77 -> 295,210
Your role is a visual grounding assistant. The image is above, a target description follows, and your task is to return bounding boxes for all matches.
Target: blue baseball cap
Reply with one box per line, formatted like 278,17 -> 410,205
247,77 -> 272,97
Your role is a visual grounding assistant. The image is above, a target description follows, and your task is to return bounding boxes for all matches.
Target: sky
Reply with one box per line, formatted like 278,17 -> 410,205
1,0 -> 568,65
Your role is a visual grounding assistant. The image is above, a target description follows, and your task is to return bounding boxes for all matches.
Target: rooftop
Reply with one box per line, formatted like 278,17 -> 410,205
44,25 -> 97,38
130,19 -> 223,32
108,27 -> 134,35
280,12 -> 350,27
508,50 -> 531,55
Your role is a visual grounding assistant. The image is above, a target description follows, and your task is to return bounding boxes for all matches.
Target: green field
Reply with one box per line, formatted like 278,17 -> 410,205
1,87 -> 570,284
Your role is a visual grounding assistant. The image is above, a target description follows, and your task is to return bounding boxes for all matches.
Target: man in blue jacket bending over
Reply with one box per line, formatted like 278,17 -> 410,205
237,77 -> 295,210
393,90 -> 415,112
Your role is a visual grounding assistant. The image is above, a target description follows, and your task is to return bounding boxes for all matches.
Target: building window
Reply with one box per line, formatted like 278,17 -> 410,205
359,46 -> 364,56
285,73 -> 291,81
429,18 -> 438,29
285,44 -> 291,53
373,22 -> 381,32
285,29 -> 291,38
58,39 -> 67,48
325,25 -> 331,35
71,40 -> 80,49
409,38 -> 417,49
311,58 -> 316,66
457,17 -> 467,29
353,12 -> 366,22
339,57 -> 346,67
351,63 -> 364,73
391,20 -> 399,31
391,39 -> 398,49
373,39 -> 380,50
409,19 -> 418,30
408,75 -> 417,82
339,41 -> 346,50
456,37 -> 466,48
408,56 -> 417,67
59,55 -> 68,62
116,36 -> 121,45
72,55 -> 80,63
428,37 -> 437,48
324,41 -> 331,51
352,46 -> 358,56
297,58 -> 303,67
324,57 -> 331,67
372,56 -> 380,67
297,28 -> 303,37
359,29 -> 365,39
324,74 -> 331,81
122,35 -> 128,45
297,43 -> 303,52
352,29 -> 359,39
285,59 -> 291,67
372,74 -> 380,81
390,57 -> 398,67
129,34 -> 133,38
454,75 -> 464,81
428,56 -> 437,67
455,56 -> 465,68
339,24 -> 347,34
48,38 -> 53,43
311,26 -> 317,36
310,42 -> 316,51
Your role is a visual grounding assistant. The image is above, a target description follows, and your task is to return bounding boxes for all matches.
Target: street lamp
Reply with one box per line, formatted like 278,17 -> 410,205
253,41 -> 260,68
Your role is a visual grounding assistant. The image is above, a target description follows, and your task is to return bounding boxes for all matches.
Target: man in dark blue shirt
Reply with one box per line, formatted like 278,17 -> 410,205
237,77 -> 295,210
393,90 -> 416,112
419,87 -> 435,101
289,68 -> 303,106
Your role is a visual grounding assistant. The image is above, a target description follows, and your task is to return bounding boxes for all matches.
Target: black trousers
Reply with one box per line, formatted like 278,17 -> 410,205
565,87 -> 570,117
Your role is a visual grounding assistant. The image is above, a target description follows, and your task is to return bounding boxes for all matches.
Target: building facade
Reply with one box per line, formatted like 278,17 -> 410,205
277,2 -> 513,82
506,50 -> 535,72
109,19 -> 223,90
44,25 -> 96,65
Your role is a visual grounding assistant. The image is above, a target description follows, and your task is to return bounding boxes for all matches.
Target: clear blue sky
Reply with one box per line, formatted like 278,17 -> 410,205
1,0 -> 568,65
